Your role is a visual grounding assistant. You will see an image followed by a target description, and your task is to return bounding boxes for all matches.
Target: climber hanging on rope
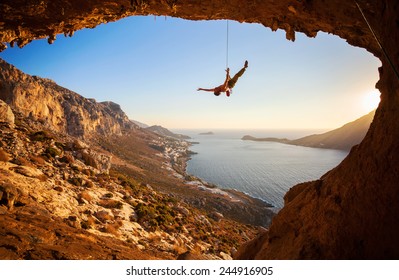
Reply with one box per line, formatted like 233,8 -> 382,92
197,60 -> 248,97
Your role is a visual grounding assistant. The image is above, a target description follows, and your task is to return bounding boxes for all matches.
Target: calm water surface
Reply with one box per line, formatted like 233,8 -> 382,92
178,129 -> 348,210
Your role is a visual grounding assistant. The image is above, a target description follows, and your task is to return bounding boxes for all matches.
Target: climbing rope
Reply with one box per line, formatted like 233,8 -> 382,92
226,20 -> 229,69
354,0 -> 399,82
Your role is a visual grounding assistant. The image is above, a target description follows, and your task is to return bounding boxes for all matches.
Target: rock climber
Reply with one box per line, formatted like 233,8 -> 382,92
197,60 -> 248,97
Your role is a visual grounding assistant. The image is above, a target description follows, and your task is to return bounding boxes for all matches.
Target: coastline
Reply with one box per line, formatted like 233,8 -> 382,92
159,137 -> 276,227
240,110 -> 375,151
175,129 -> 348,210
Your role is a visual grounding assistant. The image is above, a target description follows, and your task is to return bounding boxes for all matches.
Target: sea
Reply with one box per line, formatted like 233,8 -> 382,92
176,129 -> 348,210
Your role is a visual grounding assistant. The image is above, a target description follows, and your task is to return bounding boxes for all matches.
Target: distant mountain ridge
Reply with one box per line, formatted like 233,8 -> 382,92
242,110 -> 376,151
131,119 -> 149,128
146,125 -> 190,140
289,110 -> 375,150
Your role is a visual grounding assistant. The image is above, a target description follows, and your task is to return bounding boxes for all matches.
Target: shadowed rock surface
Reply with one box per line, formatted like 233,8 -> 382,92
1,0 -> 399,259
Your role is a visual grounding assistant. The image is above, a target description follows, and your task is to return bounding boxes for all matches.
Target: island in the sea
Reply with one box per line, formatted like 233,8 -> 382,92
199,131 -> 214,135
241,135 -> 290,143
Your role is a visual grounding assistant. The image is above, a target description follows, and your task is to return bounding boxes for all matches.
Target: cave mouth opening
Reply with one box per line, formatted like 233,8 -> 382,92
3,0 -> 399,258
0,15 -> 382,210
0,16 -> 380,128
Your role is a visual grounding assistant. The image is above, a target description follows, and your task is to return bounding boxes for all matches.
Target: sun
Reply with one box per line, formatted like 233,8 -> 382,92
362,90 -> 380,112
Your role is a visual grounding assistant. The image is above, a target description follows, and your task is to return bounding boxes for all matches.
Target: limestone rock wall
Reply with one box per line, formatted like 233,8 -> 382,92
0,99 -> 14,126
258,1 -> 399,259
1,0 -> 399,259
0,59 -> 135,138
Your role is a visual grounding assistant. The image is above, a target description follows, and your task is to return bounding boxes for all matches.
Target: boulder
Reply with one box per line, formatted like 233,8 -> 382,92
209,211 -> 224,222
0,100 -> 14,127
11,166 -> 45,178
0,182 -> 18,210
80,149 -> 111,173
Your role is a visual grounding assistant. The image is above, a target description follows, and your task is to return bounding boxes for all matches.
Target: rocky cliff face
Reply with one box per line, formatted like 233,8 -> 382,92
1,0 -> 399,259
0,58 -> 273,259
0,68 -> 267,259
0,59 -> 135,138
0,99 -> 14,126
0,118 -> 257,259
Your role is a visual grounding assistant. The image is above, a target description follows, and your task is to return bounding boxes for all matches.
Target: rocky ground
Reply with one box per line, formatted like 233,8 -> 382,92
0,100 -> 273,260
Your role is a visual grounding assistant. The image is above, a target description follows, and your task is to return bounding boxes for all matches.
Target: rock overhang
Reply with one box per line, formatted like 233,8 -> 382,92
0,1 -> 382,57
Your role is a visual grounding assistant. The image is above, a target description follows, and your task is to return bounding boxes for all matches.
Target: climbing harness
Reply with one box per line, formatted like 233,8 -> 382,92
354,0 -> 399,82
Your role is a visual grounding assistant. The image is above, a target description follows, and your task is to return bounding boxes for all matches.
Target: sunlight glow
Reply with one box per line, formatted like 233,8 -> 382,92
362,90 -> 381,112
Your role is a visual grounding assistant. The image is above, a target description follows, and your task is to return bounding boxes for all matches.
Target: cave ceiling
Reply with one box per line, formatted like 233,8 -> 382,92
0,0 -> 382,58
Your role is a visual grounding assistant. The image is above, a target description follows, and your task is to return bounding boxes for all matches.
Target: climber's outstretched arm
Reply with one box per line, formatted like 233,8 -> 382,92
197,87 -> 216,92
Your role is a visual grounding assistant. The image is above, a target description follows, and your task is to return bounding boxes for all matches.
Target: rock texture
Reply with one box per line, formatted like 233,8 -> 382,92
0,0 -> 399,259
0,99 -> 14,126
0,59 -> 135,138
0,101 -> 261,259
0,1 -> 380,55
0,59 -> 273,259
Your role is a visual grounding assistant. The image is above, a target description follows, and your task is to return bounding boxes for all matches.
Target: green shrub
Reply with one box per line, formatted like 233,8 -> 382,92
45,146 -> 62,158
71,165 -> 82,172
69,177 -> 83,186
31,131 -> 53,142
55,142 -> 65,150
103,193 -> 113,198
82,168 -> 95,176
60,154 -> 74,164
135,202 -> 177,232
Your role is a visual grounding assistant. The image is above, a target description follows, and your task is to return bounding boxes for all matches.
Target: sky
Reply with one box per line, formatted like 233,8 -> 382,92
0,16 -> 381,131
